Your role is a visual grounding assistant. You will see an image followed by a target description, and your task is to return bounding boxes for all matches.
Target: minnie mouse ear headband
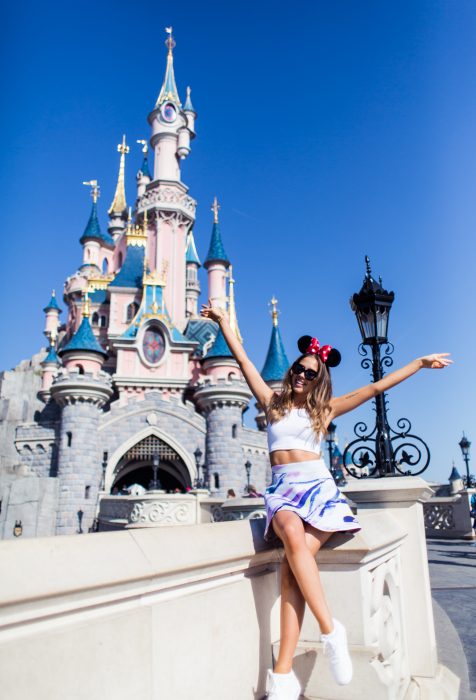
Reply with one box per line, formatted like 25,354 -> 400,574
297,335 -> 341,368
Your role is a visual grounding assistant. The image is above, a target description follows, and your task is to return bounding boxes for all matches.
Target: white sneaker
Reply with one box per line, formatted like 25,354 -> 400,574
322,619 -> 353,685
266,669 -> 301,699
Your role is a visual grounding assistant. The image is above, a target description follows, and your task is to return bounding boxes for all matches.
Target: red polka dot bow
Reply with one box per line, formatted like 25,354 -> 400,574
305,337 -> 332,363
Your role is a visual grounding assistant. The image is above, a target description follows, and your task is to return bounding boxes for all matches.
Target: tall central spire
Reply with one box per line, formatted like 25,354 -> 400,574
108,135 -> 129,216
228,266 -> 243,343
155,27 -> 182,108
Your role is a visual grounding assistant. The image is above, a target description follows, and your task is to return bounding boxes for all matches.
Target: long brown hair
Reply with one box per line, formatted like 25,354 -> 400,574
267,354 -> 333,438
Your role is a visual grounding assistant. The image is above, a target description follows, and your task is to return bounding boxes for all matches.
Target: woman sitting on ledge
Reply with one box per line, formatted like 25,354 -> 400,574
201,301 -> 450,700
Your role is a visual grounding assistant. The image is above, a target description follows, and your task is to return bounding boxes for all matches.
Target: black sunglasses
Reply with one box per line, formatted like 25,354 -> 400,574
291,362 -> 319,381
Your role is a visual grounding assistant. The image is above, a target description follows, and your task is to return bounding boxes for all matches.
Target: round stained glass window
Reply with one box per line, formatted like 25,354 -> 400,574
161,102 -> 177,123
142,327 -> 165,365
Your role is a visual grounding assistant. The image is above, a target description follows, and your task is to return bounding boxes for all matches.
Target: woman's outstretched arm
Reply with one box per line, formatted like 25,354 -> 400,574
200,302 -> 274,408
329,353 -> 452,420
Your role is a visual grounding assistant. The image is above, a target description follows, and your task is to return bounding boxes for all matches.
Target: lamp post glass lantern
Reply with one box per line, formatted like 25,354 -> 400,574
245,460 -> 252,492
342,257 -> 430,478
149,452 -> 163,491
458,434 -> 474,487
194,447 -> 203,489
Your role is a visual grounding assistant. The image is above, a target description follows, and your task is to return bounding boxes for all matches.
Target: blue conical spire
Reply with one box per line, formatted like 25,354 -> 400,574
60,316 -> 107,358
80,200 -> 114,247
43,342 -> 60,366
204,197 -> 230,268
186,231 -> 201,265
203,326 -> 232,359
43,290 -> 62,314
155,28 -> 181,107
261,298 -> 290,382
449,463 -> 462,481
140,154 -> 151,179
184,86 -> 195,112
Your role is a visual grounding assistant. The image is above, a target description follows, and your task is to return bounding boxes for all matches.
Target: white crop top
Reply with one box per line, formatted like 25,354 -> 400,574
267,408 -> 322,454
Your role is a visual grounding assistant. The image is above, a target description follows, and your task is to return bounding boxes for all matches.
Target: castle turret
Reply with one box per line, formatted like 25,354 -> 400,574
51,294 -> 112,535
194,277 -> 251,497
185,230 -> 201,317
108,136 -> 129,240
256,297 -> 290,430
148,28 -> 195,181
80,181 -> 114,271
136,139 -> 151,199
183,86 -> 196,135
43,290 -> 62,339
449,461 -> 464,494
204,198 -> 230,309
39,331 -> 61,401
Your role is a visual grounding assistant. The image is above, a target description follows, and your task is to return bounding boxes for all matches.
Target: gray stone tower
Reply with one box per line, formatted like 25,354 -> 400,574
51,304 -> 113,534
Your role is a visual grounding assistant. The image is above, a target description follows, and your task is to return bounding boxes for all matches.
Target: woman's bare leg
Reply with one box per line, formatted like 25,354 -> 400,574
274,517 -> 334,672
272,511 -> 334,641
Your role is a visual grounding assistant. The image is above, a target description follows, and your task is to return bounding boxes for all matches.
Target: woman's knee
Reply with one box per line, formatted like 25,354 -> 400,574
276,518 -> 306,551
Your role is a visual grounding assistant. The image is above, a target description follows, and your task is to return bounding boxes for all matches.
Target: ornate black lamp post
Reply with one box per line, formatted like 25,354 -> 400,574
149,452 -> 163,490
458,434 -> 474,487
343,257 -> 430,478
194,447 -> 203,488
326,422 -> 337,479
245,460 -> 252,492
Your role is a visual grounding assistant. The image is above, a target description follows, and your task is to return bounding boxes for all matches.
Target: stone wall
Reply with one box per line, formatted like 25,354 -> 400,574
0,494 -> 459,700
0,350 -> 49,472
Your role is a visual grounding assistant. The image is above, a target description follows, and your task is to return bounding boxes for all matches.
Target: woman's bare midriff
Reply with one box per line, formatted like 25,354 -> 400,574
270,449 -> 322,466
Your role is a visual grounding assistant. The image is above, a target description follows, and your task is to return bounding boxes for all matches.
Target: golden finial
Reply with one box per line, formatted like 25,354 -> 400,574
50,328 -> 57,346
108,135 -> 129,215
82,290 -> 91,318
83,180 -> 100,203
137,139 -> 148,154
125,208 -> 148,247
211,196 -> 220,224
228,265 -> 243,343
165,26 -> 176,54
269,296 -> 279,327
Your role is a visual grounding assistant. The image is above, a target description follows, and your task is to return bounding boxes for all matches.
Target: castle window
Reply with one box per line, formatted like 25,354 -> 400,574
84,485 -> 91,499
228,371 -> 238,380
232,424 -> 238,439
126,302 -> 139,322
66,431 -> 72,447
99,315 -> 107,328
118,251 -> 123,269
142,326 -> 165,365
102,258 -> 109,274
76,364 -> 84,374
92,312 -> 99,325
213,472 -> 220,489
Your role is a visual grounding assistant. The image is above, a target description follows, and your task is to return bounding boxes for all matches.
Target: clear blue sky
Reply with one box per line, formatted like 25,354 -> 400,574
1,1 -> 475,483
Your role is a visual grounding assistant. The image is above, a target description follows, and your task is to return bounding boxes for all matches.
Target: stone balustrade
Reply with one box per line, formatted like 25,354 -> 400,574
0,478 -> 459,700
98,491 -> 224,530
423,491 -> 475,539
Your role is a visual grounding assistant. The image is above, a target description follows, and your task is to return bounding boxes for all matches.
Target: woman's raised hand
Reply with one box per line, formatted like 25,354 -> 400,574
200,300 -> 226,324
418,353 -> 453,369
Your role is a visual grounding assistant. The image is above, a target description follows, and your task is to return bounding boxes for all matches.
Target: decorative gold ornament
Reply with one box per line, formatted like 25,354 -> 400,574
108,135 -> 129,215
83,180 -> 100,203
269,296 -> 279,327
211,196 -> 220,224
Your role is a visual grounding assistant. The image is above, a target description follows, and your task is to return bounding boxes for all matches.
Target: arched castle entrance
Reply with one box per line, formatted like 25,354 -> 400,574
106,428 -> 197,494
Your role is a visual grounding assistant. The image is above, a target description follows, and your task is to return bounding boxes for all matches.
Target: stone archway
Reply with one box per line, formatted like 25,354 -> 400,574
105,427 -> 197,494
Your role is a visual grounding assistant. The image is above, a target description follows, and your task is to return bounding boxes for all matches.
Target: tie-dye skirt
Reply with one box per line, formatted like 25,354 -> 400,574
264,459 -> 360,541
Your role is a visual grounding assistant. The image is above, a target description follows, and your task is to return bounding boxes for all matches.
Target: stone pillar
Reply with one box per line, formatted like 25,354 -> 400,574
343,476 -> 438,680
51,371 -> 113,536
194,378 -> 252,498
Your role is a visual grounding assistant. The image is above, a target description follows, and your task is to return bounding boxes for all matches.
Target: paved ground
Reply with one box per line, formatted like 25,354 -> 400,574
427,538 -> 476,700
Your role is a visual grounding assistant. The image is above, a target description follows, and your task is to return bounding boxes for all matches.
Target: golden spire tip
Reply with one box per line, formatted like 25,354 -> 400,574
211,196 -> 220,224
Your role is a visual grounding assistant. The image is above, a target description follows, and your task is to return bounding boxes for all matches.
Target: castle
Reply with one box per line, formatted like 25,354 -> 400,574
0,29 -> 291,538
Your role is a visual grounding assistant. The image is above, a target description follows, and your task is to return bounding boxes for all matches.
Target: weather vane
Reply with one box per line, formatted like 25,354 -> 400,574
165,26 -> 176,53
269,296 -> 279,326
137,139 -> 148,154
211,196 -> 220,223
82,180 -> 100,203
